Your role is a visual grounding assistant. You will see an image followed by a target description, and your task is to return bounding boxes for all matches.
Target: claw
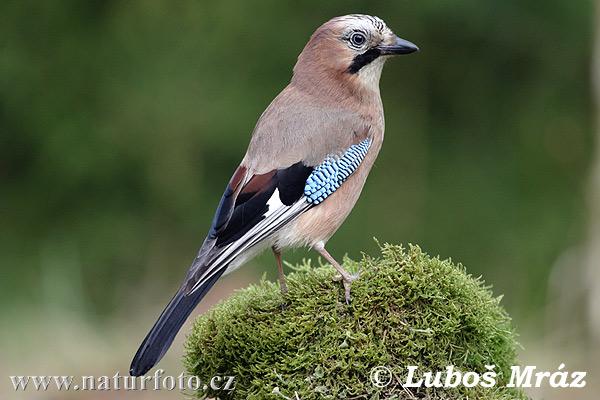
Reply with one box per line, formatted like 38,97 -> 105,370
313,243 -> 361,306
279,279 -> 288,296
341,271 -> 360,304
343,280 -> 352,304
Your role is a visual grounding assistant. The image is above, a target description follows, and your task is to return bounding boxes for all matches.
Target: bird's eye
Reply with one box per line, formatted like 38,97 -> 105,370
349,32 -> 366,47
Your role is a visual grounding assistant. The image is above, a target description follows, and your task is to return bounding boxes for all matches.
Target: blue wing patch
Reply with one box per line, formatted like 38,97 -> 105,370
304,138 -> 372,205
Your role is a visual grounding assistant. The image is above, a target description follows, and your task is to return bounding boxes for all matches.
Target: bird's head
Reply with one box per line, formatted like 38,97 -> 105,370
293,14 -> 418,93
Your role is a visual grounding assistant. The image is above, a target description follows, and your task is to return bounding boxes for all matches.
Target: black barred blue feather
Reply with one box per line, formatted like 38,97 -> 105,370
304,138 -> 372,204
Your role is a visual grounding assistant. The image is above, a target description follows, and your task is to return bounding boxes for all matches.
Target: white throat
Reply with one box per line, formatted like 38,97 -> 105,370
356,57 -> 386,91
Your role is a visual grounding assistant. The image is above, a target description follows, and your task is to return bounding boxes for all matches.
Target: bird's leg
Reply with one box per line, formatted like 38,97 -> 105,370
313,242 -> 360,304
272,247 -> 288,295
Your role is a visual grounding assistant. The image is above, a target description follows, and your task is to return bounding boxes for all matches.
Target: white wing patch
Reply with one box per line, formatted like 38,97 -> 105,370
187,189 -> 309,295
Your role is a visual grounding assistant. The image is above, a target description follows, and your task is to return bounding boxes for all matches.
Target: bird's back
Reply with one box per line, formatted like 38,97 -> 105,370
243,80 -> 384,175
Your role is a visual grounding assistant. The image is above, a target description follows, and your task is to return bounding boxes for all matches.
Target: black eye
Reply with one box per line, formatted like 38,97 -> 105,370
350,32 -> 366,47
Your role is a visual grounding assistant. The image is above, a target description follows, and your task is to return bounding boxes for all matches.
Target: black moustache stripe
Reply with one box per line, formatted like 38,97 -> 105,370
347,48 -> 381,74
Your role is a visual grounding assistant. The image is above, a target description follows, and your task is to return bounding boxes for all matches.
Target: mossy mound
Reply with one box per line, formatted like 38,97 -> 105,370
184,244 -> 526,399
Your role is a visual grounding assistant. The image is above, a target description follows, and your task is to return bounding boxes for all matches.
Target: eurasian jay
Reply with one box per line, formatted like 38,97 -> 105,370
130,14 -> 418,376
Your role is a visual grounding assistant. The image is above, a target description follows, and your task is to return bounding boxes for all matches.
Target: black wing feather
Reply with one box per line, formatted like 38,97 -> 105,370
130,162 -> 312,376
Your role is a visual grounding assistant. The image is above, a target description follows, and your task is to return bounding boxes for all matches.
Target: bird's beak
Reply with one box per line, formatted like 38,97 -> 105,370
378,36 -> 419,55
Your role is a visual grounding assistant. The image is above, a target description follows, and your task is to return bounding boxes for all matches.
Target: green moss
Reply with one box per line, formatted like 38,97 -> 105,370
184,243 -> 527,399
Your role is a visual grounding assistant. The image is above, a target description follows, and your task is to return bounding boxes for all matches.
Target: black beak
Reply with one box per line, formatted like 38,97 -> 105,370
378,36 -> 419,55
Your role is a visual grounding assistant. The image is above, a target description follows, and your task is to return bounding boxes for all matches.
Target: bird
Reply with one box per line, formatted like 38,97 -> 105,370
130,14 -> 418,377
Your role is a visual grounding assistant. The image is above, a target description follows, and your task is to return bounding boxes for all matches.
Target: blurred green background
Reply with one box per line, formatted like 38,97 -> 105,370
1,0 -> 597,399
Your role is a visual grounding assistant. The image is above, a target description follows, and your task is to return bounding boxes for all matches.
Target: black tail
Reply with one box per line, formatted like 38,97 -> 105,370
129,269 -> 225,376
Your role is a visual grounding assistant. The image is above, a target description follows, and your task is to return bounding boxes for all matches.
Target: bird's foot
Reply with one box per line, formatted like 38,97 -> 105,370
279,300 -> 289,311
279,279 -> 289,296
336,271 -> 360,304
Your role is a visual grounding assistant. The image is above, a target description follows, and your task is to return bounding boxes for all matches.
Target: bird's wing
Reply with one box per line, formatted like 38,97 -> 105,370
183,136 -> 373,295
129,136 -> 373,376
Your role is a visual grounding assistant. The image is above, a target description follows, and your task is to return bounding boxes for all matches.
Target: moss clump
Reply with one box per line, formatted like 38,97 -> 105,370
184,243 -> 526,399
